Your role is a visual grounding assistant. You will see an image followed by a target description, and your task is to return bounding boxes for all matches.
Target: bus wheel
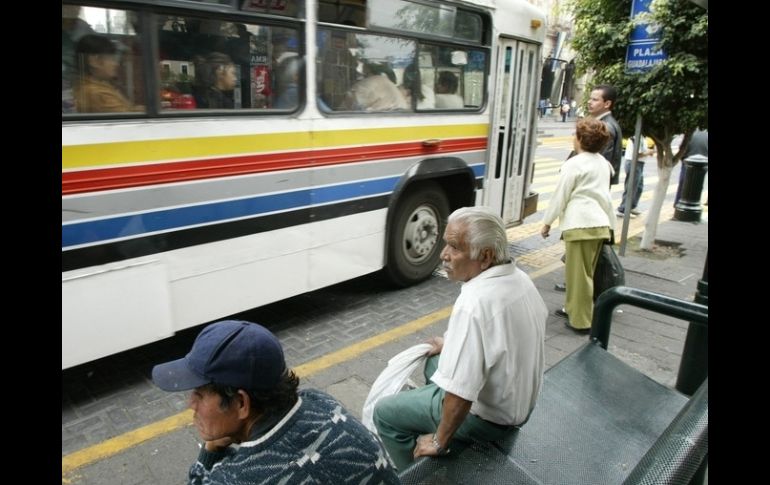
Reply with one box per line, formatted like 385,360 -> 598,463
385,183 -> 449,287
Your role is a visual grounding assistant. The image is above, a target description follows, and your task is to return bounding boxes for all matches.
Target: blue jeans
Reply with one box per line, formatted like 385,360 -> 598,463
618,159 -> 644,212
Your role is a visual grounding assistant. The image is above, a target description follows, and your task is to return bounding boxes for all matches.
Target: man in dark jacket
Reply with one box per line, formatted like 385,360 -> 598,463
588,84 -> 622,185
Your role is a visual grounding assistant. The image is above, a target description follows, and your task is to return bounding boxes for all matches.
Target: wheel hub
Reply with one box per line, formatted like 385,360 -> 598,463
403,206 -> 438,263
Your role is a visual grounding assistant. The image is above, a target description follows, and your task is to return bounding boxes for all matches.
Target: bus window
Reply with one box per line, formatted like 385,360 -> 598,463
368,0 -> 484,43
157,17 -> 300,111
316,29 -> 415,112
416,44 -> 486,111
63,5 -> 145,114
318,0 -> 366,26
241,0 -> 304,18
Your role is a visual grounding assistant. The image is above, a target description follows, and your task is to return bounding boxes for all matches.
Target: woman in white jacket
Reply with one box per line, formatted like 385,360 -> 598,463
540,118 -> 615,332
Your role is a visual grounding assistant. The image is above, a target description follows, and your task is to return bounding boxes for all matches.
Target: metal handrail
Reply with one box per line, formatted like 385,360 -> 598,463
591,286 -> 709,350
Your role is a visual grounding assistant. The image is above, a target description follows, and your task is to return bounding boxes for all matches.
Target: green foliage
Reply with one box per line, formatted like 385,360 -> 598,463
568,0 -> 707,166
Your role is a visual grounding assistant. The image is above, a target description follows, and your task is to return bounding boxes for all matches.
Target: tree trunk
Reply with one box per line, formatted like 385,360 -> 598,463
640,164 -> 674,250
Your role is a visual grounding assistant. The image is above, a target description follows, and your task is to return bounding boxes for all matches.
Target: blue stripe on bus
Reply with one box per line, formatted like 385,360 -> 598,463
62,176 -> 400,248
62,196 -> 391,272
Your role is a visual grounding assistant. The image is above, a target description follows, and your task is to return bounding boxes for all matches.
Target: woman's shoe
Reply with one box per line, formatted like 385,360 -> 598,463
563,320 -> 590,334
554,308 -> 568,318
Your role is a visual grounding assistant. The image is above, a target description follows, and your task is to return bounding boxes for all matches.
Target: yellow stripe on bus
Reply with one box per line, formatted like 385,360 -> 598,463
62,124 -> 490,170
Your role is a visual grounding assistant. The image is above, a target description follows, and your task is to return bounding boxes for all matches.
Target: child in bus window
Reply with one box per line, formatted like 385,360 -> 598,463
194,52 -> 237,109
74,35 -> 143,113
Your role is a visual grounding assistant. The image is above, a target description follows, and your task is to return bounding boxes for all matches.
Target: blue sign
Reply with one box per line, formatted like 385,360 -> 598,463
625,41 -> 666,72
629,0 -> 658,43
626,0 -> 666,73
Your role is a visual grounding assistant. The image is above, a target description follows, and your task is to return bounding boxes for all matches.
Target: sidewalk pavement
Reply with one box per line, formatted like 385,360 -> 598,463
535,212 -> 708,388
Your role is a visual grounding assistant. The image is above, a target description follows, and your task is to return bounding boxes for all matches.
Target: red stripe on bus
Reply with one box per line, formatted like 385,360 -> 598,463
62,138 -> 487,195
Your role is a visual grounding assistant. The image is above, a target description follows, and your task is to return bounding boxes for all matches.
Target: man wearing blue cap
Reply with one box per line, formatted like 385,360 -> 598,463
152,320 -> 398,484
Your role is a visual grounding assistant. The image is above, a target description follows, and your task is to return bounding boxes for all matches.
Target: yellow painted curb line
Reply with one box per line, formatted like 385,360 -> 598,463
293,307 -> 452,377
62,410 -> 193,475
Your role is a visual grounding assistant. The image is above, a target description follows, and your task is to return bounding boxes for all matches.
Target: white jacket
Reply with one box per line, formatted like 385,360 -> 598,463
542,152 -> 615,233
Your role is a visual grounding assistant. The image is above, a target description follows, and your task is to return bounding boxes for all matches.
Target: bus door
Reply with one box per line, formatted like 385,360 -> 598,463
485,37 -> 540,226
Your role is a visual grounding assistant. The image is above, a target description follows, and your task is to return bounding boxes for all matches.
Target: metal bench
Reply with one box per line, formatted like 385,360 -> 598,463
398,287 -> 708,485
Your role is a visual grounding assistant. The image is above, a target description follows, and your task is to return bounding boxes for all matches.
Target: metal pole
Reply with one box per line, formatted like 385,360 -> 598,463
619,114 -> 642,256
676,251 -> 709,396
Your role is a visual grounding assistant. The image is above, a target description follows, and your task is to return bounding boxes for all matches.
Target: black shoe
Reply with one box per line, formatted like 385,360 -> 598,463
564,320 -> 590,334
554,308 -> 568,318
554,283 -> 566,292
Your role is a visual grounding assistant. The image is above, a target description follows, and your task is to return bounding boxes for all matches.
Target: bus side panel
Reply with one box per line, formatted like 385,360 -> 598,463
62,261 -> 173,369
165,210 -> 386,327
308,209 -> 387,291
164,220 -> 313,327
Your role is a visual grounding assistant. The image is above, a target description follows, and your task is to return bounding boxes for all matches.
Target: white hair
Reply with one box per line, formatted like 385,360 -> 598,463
447,206 -> 510,264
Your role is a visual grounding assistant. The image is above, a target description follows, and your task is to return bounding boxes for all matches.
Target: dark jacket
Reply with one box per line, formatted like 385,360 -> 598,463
195,86 -> 234,109
188,389 -> 399,485
601,113 -> 623,185
683,129 -> 708,158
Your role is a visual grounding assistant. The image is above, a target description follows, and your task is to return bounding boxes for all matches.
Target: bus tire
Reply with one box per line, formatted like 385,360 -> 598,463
384,183 -> 450,287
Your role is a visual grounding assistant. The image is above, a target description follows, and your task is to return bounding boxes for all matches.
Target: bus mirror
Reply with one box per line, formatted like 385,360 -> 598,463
451,51 -> 468,66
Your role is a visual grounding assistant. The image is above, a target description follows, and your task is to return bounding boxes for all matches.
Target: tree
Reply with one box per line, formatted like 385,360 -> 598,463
569,0 -> 707,249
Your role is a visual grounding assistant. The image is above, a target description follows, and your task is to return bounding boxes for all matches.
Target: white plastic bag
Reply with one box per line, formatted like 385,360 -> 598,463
361,343 -> 433,434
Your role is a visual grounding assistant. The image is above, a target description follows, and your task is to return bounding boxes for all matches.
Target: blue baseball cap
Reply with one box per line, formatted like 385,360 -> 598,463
152,320 -> 286,392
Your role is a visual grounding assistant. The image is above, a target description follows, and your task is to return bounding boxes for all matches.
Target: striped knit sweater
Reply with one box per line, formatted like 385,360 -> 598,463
189,389 -> 399,484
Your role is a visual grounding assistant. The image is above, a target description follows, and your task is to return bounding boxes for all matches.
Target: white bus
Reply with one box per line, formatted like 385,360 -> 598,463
62,0 -> 546,369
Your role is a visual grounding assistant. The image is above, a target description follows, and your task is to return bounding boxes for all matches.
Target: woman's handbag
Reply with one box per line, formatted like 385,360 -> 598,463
593,243 -> 625,301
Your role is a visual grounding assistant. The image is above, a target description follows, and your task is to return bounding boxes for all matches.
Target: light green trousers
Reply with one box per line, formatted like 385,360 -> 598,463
373,355 -> 512,470
563,227 -> 609,329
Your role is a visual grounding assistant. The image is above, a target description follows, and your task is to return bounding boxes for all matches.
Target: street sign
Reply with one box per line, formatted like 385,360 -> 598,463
625,40 -> 666,72
626,0 -> 666,73
629,0 -> 659,43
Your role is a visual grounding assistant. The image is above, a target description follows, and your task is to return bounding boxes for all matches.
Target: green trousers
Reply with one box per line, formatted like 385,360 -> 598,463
373,355 -> 512,470
563,228 -> 608,329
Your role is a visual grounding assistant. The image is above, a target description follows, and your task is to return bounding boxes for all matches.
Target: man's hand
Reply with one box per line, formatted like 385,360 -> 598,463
413,433 -> 441,459
426,336 -> 444,356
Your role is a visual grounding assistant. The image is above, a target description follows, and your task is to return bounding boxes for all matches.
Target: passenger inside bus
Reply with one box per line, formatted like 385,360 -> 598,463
193,52 -> 237,109
74,34 -> 143,113
343,62 -> 408,111
400,62 -> 435,110
62,5 -> 94,113
434,71 -> 464,109
317,29 -> 360,110
273,56 -> 301,109
272,33 -> 300,109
